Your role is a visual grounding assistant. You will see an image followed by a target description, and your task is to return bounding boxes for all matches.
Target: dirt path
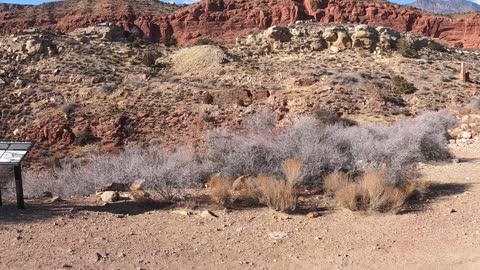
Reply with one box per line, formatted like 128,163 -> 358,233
1,144 -> 479,270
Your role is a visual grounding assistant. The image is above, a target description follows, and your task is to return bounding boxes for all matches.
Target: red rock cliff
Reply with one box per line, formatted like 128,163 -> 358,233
1,0 -> 480,48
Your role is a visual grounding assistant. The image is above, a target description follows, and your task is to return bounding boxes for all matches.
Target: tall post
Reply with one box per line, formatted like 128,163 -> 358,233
14,165 -> 25,209
0,183 -> 2,207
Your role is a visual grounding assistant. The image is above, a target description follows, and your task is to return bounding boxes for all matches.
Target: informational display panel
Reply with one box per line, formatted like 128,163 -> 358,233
0,141 -> 34,165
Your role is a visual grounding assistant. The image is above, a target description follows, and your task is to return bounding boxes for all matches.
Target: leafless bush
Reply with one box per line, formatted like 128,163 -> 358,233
25,146 -> 213,200
207,110 -> 455,185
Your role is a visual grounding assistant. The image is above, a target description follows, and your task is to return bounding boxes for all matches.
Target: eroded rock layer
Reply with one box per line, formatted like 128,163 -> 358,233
0,0 -> 480,48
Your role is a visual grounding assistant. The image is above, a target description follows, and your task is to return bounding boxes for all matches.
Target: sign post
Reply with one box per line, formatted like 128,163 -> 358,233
0,140 -> 35,209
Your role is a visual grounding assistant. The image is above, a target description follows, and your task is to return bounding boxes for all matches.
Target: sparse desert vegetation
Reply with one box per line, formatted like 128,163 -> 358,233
11,109 -> 455,215
0,10 -> 479,269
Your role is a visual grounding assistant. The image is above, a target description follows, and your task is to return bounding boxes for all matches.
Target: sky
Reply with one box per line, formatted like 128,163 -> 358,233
2,0 -> 480,6
0,0 -> 197,4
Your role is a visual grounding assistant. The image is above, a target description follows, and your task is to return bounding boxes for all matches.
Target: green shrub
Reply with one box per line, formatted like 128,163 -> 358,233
163,35 -> 178,47
141,52 -> 158,67
392,75 -> 417,94
396,38 -> 419,58
131,38 -> 151,48
427,40 -> 447,52
195,38 -> 214,46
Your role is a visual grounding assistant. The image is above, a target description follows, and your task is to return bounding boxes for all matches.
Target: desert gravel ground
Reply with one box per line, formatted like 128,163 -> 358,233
0,144 -> 479,270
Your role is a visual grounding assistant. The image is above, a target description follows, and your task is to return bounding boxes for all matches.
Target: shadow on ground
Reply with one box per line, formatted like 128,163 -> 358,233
399,182 -> 473,214
0,199 -> 168,225
0,182 -> 473,224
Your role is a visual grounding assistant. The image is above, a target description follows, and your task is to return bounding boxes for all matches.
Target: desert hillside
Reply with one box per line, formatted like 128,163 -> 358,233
0,2 -> 479,270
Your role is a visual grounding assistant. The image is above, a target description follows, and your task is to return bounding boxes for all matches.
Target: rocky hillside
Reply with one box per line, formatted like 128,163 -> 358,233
0,3 -> 29,12
409,0 -> 480,14
2,0 -> 480,48
0,23 -> 479,168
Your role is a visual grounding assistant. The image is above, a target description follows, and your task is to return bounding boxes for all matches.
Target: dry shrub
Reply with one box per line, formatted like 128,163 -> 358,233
254,174 -> 297,212
328,170 -> 420,213
324,172 -> 351,194
335,183 -> 366,211
361,170 -> 408,212
281,159 -> 302,185
254,159 -> 302,212
207,174 -> 232,206
213,160 -> 303,212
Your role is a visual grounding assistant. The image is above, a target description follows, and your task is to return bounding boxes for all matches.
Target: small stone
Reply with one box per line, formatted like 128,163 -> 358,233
450,208 -> 457,213
268,232 -> 288,240
42,191 -> 53,198
48,196 -> 63,203
200,210 -> 218,219
460,131 -> 472,139
92,252 -> 102,263
171,209 -> 194,216
306,211 -> 320,218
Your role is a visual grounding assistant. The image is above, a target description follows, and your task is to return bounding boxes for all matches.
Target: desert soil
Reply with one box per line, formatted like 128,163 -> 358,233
0,144 -> 479,270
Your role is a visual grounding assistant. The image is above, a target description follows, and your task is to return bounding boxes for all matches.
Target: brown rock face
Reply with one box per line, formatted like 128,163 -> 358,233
0,0 -> 480,47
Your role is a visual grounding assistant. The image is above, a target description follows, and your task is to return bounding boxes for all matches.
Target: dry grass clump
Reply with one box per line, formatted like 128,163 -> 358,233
208,160 -> 302,212
327,170 -> 421,213
324,171 -> 351,195
207,174 -> 232,206
255,174 -> 298,212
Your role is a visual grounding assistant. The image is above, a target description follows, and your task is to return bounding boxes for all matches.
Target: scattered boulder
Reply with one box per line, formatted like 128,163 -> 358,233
69,23 -> 125,41
376,26 -> 400,51
323,26 -> 352,52
100,191 -> 120,203
352,24 -> 378,51
97,183 -> 129,193
263,26 -> 292,43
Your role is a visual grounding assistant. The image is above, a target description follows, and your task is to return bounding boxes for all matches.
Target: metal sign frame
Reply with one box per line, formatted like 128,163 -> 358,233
0,140 -> 35,209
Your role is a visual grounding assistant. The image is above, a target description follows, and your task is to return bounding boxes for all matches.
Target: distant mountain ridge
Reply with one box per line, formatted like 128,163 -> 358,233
409,0 -> 480,14
0,3 -> 30,12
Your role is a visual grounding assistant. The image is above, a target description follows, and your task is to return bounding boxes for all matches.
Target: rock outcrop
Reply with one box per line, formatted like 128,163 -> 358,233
236,22 -> 439,56
1,0 -> 480,48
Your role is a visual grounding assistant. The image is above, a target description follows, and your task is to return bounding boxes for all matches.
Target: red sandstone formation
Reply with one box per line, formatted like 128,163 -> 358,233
0,0 -> 480,47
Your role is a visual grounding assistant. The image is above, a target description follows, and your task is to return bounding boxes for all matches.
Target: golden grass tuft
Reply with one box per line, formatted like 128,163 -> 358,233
207,160 -> 303,212
324,171 -> 351,194
281,159 -> 302,186
254,174 -> 297,212
207,174 -> 232,206
326,170 -> 420,213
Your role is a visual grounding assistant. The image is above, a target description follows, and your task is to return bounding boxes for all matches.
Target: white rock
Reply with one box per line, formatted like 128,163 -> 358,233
100,191 -> 119,202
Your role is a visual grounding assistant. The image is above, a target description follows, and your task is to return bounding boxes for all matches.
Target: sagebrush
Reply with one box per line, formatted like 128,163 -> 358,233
207,110 -> 455,185
25,146 -> 213,200
25,110 -> 454,203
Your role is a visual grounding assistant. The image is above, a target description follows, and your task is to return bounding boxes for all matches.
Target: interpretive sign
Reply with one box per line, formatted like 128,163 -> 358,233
0,140 -> 35,209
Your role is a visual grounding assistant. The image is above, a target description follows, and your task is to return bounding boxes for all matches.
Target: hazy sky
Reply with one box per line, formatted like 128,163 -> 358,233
0,0 -> 197,4
2,0 -> 480,6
